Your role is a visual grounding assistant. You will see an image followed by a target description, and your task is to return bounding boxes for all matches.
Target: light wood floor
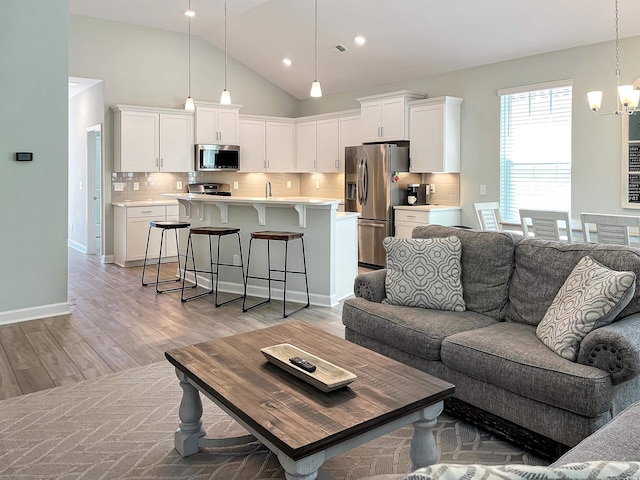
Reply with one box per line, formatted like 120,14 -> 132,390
0,249 -> 349,401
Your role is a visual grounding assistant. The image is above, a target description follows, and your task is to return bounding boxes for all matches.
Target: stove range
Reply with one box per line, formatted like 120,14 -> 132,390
188,182 -> 231,196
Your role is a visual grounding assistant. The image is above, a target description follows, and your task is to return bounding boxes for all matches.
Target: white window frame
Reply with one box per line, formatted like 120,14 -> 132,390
498,80 -> 573,224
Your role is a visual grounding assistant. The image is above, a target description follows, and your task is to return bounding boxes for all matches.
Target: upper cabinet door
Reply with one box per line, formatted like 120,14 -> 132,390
408,97 -> 462,173
159,113 -> 194,172
316,118 -> 339,172
238,118 -> 266,172
116,110 -> 160,172
266,121 -> 294,172
339,115 -> 361,169
360,101 -> 383,143
217,108 -> 239,145
295,121 -> 317,172
380,97 -> 406,141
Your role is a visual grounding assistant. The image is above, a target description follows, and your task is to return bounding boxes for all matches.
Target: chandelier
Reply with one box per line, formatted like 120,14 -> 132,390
587,0 -> 639,115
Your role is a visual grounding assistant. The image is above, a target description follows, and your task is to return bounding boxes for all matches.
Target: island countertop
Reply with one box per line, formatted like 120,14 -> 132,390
163,193 -> 341,206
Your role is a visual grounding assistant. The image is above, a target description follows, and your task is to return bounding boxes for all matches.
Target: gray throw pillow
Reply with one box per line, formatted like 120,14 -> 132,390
536,255 -> 636,361
383,236 -> 465,312
406,461 -> 640,480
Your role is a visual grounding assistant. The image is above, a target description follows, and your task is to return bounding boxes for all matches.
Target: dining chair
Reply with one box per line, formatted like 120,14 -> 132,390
580,213 -> 640,245
519,209 -> 574,243
474,202 -> 502,231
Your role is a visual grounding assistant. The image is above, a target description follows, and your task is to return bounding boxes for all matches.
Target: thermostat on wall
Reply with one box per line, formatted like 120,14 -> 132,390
16,152 -> 33,162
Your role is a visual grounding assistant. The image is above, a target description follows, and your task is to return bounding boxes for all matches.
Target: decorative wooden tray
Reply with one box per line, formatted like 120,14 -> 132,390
261,343 -> 357,393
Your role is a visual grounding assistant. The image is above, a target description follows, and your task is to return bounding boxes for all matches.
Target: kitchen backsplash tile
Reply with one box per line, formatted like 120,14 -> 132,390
424,172 -> 460,206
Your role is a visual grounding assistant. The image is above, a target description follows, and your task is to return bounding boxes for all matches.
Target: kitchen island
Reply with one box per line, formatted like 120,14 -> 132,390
163,194 -> 359,307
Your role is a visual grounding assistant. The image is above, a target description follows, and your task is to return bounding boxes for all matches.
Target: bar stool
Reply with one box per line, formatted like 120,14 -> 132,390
181,226 -> 245,306
141,220 -> 190,294
242,231 -> 310,318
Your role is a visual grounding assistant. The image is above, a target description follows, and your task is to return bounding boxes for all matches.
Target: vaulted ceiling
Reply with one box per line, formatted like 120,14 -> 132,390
69,0 -> 640,99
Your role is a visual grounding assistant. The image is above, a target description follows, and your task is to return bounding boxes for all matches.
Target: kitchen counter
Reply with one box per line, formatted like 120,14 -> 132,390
394,204 -> 461,211
112,199 -> 178,207
162,193 -> 358,307
394,205 -> 462,238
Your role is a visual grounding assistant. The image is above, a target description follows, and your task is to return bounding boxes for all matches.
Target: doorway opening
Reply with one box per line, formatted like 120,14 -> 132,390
86,124 -> 102,256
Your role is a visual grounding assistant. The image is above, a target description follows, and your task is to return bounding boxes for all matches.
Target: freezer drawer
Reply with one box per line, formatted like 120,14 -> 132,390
358,220 -> 389,267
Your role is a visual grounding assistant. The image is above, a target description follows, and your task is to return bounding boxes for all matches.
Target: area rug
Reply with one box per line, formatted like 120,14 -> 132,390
0,361 -> 547,479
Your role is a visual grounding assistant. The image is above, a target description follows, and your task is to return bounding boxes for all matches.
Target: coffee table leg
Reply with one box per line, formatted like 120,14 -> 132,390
277,451 -> 326,480
410,401 -> 444,470
174,369 -> 206,457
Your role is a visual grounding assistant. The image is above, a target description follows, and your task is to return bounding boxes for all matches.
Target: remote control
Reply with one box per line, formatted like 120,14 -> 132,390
289,356 -> 317,373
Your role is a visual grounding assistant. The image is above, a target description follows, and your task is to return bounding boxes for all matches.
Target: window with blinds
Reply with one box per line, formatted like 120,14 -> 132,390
499,81 -> 572,224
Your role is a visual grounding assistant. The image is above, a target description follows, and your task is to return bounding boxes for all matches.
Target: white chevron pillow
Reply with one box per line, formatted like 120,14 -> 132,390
383,236 -> 465,312
536,255 -> 635,361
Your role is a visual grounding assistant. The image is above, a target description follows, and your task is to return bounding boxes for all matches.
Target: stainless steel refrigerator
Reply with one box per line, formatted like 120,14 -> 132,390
345,144 -> 409,267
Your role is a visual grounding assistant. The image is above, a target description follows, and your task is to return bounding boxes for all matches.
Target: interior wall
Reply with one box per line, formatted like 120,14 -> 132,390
0,0 -> 69,321
68,82 -> 105,253
299,36 -> 640,228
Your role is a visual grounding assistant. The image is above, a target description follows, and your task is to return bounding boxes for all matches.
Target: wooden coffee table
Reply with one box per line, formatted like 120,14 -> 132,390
165,321 -> 454,480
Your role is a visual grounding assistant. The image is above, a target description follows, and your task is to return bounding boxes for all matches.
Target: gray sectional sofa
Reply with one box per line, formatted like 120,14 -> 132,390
342,225 -> 640,457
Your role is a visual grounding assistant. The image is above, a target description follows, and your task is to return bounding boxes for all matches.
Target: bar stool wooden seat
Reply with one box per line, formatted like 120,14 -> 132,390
242,230 -> 310,318
141,220 -> 190,294
181,226 -> 245,306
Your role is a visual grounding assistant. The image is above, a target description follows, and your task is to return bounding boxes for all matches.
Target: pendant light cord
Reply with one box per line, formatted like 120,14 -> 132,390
615,0 -> 620,86
224,0 -> 228,90
188,0 -> 192,97
314,0 -> 318,81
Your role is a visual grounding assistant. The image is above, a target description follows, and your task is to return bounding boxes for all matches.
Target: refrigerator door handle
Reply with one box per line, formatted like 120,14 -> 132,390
362,158 -> 369,206
359,221 -> 385,228
357,157 -> 364,205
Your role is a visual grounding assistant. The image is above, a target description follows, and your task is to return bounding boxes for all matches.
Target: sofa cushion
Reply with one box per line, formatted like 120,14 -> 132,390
537,256 -> 636,361
441,322 -> 612,417
406,462 -> 640,480
383,236 -> 465,312
342,297 -> 498,361
411,226 -> 522,320
507,239 -> 640,326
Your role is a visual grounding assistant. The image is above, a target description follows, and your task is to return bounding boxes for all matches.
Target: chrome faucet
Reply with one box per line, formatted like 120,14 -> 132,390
265,181 -> 273,198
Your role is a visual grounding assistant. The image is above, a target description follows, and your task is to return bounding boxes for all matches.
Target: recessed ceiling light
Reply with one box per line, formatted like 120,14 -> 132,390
282,58 -> 292,66
184,9 -> 195,17
354,35 -> 366,45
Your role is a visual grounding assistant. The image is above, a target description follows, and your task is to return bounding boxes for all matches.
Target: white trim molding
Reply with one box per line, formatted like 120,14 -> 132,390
0,303 -> 71,326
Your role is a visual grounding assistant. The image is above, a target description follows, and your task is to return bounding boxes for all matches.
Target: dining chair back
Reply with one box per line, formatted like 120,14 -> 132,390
474,202 -> 502,231
519,209 -> 574,243
580,213 -> 640,245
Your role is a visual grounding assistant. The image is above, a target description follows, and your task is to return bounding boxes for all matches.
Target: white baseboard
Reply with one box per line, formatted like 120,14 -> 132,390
68,239 -> 87,254
0,302 -> 71,326
102,254 -> 114,264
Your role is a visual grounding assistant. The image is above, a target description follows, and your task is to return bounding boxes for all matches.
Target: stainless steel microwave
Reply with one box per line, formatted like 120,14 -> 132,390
195,144 -> 240,171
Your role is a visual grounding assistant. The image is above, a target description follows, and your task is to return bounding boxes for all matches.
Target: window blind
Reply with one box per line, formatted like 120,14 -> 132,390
499,84 -> 572,224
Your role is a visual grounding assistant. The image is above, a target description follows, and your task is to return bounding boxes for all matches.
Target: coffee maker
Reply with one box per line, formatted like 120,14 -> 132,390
407,184 -> 429,205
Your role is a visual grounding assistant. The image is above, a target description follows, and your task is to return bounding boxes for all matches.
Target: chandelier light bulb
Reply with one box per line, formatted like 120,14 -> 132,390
587,91 -> 602,112
185,97 -> 195,111
220,89 -> 231,105
310,81 -> 322,98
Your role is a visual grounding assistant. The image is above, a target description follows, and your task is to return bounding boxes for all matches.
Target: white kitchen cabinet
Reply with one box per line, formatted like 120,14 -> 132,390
357,91 -> 424,143
339,114 -> 361,166
238,116 -> 294,172
114,203 -> 182,267
408,96 -> 463,173
295,118 -> 340,172
394,206 -> 461,238
194,103 -> 240,145
113,105 -> 194,173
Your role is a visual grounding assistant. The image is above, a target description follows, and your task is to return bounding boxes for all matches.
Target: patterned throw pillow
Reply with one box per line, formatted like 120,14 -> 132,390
406,461 -> 640,480
536,255 -> 636,361
383,236 -> 465,312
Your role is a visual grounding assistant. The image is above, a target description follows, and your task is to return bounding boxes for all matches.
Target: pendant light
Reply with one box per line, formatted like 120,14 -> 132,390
587,0 -> 639,115
309,0 -> 322,98
220,0 -> 231,105
184,0 -> 195,111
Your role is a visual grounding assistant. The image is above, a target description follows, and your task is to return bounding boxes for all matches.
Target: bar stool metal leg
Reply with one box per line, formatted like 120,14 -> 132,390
141,221 -> 191,294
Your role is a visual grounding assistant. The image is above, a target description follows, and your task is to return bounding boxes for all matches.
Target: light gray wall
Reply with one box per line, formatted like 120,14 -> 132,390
300,36 -> 640,228
68,82 -> 105,253
0,0 -> 69,319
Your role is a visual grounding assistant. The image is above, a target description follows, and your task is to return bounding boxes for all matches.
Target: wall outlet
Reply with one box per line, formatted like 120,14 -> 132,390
176,181 -> 183,190
480,184 -> 487,196
429,184 -> 436,194
233,254 -> 241,266
287,180 -> 292,189
133,182 -> 139,191
233,181 -> 239,190
113,182 -> 124,191
315,180 -> 320,189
